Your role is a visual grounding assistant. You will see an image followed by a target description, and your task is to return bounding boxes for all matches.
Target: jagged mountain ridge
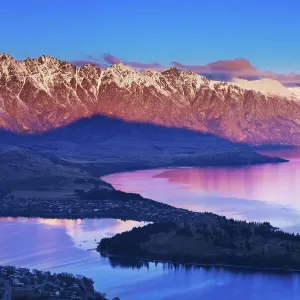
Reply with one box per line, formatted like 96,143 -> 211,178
1,53 -> 300,145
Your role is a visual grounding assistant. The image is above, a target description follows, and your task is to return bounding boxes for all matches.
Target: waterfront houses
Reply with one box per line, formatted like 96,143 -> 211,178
0,266 -> 109,299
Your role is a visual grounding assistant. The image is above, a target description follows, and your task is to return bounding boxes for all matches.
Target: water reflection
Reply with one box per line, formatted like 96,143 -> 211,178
105,256 -> 150,270
103,148 -> 300,233
2,149 -> 300,299
106,255 -> 300,276
37,218 -> 83,227
111,260 -> 300,300
1,215 -> 300,299
0,217 -> 146,267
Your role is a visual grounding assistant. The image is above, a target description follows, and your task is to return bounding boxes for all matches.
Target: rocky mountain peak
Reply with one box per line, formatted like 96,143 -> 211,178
162,67 -> 182,77
0,53 -> 13,62
0,54 -> 300,145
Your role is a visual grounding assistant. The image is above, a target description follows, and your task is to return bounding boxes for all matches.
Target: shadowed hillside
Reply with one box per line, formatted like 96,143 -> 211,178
0,115 -> 286,173
0,114 -> 283,150
17,114 -> 247,147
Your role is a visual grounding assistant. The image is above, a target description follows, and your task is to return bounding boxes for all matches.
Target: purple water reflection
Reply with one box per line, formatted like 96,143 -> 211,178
1,217 -> 300,300
103,148 -> 300,233
2,148 -> 300,300
0,217 -> 149,298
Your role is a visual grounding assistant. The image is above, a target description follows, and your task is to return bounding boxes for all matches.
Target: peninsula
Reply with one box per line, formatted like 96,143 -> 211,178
98,221 -> 300,272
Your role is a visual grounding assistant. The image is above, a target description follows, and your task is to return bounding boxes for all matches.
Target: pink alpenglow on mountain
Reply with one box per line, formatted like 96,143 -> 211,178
1,54 -> 300,145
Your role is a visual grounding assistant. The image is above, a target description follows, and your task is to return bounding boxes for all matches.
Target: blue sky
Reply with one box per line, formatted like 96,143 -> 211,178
1,0 -> 300,73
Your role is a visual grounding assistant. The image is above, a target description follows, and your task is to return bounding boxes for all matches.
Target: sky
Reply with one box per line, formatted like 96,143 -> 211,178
1,0 -> 300,74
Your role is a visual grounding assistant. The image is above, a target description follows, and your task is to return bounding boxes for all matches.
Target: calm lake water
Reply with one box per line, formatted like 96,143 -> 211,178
104,148 -> 300,234
1,148 -> 300,300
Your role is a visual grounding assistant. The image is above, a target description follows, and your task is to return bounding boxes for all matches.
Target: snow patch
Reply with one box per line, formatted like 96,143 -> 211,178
230,78 -> 299,100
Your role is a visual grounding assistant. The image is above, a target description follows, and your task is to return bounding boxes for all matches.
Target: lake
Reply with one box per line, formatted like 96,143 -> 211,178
1,148 -> 300,300
103,148 -> 300,234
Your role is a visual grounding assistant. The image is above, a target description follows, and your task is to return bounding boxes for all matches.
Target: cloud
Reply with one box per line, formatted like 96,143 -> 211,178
208,58 -> 256,72
172,58 -> 256,73
103,54 -> 121,64
270,73 -> 300,86
171,59 -> 300,86
126,61 -> 162,70
71,60 -> 96,67
70,59 -> 107,68
71,55 -> 300,86
171,58 -> 259,80
72,53 -> 162,71
103,53 -> 162,70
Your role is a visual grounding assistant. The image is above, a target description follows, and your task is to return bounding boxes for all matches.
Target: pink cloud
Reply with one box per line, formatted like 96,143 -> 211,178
103,54 -> 121,64
103,53 -> 162,70
171,58 -> 257,76
171,59 -> 300,86
70,59 -> 107,69
266,72 -> 300,85
127,61 -> 162,70
208,58 -> 256,72
71,55 -> 300,86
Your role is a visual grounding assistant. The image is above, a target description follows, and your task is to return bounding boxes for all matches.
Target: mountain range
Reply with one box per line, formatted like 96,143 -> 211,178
1,54 -> 300,145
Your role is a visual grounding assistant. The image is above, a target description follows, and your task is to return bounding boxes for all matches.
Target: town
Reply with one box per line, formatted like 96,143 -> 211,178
0,190 -> 219,224
0,265 -> 116,300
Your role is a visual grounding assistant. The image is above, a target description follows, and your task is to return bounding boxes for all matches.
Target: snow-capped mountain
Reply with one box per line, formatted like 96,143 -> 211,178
1,54 -> 300,145
231,78 -> 300,100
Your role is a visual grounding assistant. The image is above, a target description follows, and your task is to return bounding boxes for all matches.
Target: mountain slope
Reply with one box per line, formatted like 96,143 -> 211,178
1,54 -> 300,145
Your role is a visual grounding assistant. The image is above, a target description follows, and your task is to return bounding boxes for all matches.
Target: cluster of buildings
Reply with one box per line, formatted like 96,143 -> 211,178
0,266 -> 105,299
0,193 -> 204,223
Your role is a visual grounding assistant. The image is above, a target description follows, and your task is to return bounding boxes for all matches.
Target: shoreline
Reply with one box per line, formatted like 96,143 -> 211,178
0,265 -> 113,300
1,147 -> 298,279
0,148 -> 293,224
86,154 -> 288,178
101,252 -> 300,274
0,192 -> 217,223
